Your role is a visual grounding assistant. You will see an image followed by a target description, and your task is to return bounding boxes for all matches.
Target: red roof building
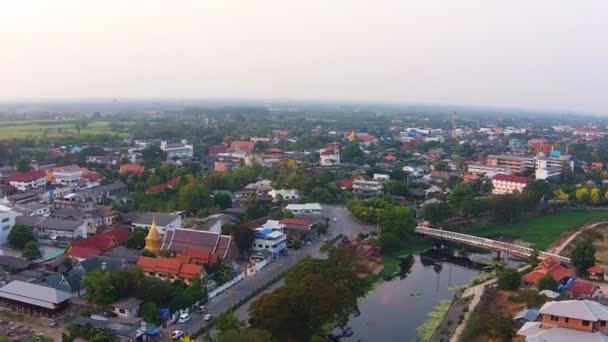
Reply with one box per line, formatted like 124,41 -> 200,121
137,256 -> 204,283
463,173 -> 480,182
119,164 -> 145,176
177,249 -> 219,266
567,280 -> 599,298
336,179 -> 354,190
280,218 -> 312,227
384,155 -> 397,162
229,141 -> 255,153
209,145 -> 228,155
65,227 -> 130,259
522,257 -> 572,284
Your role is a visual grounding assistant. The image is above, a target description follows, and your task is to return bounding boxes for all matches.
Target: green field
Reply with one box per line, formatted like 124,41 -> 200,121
0,121 -> 131,140
465,209 -> 608,250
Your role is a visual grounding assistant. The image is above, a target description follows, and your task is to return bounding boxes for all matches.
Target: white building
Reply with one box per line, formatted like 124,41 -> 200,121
353,179 -> 384,197
372,173 -> 390,182
0,205 -> 16,245
285,203 -> 322,215
319,143 -> 341,166
160,140 -> 194,159
253,223 -> 287,258
467,163 -> 511,176
535,159 -> 563,180
52,166 -> 84,186
7,170 -> 47,191
491,174 -> 530,195
268,189 -> 300,202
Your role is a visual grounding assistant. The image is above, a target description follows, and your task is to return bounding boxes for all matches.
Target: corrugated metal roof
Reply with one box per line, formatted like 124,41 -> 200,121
0,280 -> 71,309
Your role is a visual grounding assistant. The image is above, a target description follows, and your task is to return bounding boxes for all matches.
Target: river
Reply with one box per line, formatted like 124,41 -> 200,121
333,254 -> 482,342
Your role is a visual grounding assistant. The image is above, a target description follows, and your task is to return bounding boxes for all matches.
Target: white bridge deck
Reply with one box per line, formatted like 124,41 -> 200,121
415,226 -> 571,264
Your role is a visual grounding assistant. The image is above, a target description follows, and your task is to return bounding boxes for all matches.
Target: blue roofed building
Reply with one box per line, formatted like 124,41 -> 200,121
252,228 -> 287,258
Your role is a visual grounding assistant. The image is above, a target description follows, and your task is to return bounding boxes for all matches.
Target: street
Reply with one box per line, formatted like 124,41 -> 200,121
170,205 -> 373,337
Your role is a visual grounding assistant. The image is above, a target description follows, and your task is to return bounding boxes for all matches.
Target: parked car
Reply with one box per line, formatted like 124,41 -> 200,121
204,314 -> 214,321
178,313 -> 192,323
171,330 -> 185,340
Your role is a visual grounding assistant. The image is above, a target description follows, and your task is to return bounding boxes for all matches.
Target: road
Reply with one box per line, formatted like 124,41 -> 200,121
170,205 -> 373,337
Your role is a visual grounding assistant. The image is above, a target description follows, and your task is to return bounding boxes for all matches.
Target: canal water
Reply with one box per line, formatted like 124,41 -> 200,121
333,254 -> 481,342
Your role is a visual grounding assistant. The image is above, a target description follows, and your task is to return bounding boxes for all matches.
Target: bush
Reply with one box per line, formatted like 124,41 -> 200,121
497,268 -> 520,291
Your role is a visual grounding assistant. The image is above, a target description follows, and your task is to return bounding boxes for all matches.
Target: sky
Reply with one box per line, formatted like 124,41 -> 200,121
1,1 -> 607,114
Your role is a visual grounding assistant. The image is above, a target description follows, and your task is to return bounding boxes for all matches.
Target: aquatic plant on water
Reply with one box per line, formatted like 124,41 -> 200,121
415,300 -> 451,342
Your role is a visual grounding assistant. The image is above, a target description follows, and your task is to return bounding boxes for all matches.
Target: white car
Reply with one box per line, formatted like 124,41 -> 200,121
204,314 -> 214,321
333,217 -> 338,222
178,313 -> 192,323
171,330 -> 185,340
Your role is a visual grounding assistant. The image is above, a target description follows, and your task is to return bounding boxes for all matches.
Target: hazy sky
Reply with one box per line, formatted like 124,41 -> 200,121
1,1 -> 607,113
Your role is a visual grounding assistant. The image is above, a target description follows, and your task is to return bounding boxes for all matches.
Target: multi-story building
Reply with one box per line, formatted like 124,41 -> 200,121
253,227 -> 287,258
6,170 -> 47,191
319,143 -> 341,166
518,300 -> 608,341
160,140 -> 194,159
50,165 -> 84,186
486,155 -> 534,174
353,179 -> 384,197
0,204 -> 16,245
491,174 -> 530,195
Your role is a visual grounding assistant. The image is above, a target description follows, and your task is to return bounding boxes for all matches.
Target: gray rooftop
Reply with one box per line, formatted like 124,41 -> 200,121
133,212 -> 179,227
0,280 -> 71,309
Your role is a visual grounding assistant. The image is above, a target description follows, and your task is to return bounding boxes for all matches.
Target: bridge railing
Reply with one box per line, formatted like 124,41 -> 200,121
415,226 -> 571,263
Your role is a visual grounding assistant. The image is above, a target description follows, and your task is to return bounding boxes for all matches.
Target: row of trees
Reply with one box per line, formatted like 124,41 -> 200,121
248,247 -> 365,341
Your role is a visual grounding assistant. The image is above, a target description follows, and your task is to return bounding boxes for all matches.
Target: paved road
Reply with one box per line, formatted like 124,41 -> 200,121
170,205 -> 373,337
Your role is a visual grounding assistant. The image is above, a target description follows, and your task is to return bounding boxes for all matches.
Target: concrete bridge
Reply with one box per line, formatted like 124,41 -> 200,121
415,226 -> 571,264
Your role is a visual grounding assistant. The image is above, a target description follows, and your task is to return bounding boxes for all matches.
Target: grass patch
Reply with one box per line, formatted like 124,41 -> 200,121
464,209 -> 608,250
0,121 -> 131,140
415,300 -> 451,342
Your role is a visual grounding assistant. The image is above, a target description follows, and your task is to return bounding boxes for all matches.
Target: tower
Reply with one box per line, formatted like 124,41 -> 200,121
144,218 -> 161,254
348,130 -> 357,142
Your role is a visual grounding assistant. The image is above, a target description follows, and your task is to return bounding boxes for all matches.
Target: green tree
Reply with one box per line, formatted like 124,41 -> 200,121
497,268 -> 520,291
82,270 -> 117,305
126,228 -> 147,250
537,274 -> 559,292
21,241 -> 42,260
341,144 -> 363,163
571,239 -> 596,276
217,329 -> 273,342
15,159 -> 30,172
232,224 -> 255,253
140,301 -> 160,325
141,249 -> 157,258
168,292 -> 194,312
178,183 -> 212,214
385,180 -> 409,196
216,312 -> 244,333
7,225 -> 35,249
214,192 -> 233,209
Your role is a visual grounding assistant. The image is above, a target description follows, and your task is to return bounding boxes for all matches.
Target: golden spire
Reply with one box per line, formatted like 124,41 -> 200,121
349,130 -> 357,142
145,218 -> 161,254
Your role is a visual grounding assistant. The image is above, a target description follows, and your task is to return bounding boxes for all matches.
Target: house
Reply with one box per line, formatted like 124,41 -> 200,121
0,256 -> 31,273
268,189 -> 300,202
12,202 -> 51,216
340,236 -> 383,274
336,179 -> 354,190
491,174 -> 530,195
0,280 -> 71,317
228,141 -> 255,153
517,300 -> 608,341
160,228 -> 238,262
15,215 -> 88,240
566,280 -> 601,299
353,179 -> 384,197
285,203 -> 322,215
372,173 -> 390,182
136,256 -> 203,284
384,155 -> 397,162
209,145 -> 228,155
319,143 -> 341,166
280,217 -> 313,240
253,228 -> 287,258
0,204 -> 16,245
119,164 -> 145,176
522,256 -> 572,285
132,212 -> 182,236
160,140 -> 194,159
39,272 -> 83,297
588,265 -> 606,281
111,298 -> 143,319
463,173 -> 480,182
6,170 -> 47,191
244,180 -> 273,194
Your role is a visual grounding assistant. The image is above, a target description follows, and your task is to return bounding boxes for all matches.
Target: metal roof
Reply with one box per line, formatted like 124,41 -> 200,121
0,280 -> 71,309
